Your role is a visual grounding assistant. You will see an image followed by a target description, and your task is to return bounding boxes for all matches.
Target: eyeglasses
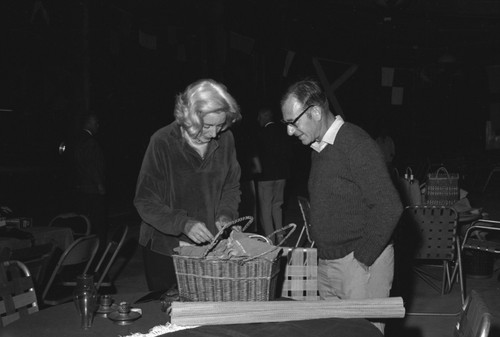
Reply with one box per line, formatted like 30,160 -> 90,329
281,105 -> 314,128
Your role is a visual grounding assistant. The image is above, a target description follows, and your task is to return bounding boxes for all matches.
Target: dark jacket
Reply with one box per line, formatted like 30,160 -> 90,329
74,129 -> 105,194
134,122 -> 241,256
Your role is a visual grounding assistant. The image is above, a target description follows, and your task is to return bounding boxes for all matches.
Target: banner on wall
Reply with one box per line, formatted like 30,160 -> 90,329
139,29 -> 157,50
381,67 -> 412,105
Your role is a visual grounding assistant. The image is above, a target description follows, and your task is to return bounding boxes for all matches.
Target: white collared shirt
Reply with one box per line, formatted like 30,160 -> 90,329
310,115 -> 344,153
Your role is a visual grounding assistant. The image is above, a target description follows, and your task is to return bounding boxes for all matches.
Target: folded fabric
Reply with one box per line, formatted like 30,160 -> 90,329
226,231 -> 280,261
173,245 -> 207,257
174,232 -> 280,261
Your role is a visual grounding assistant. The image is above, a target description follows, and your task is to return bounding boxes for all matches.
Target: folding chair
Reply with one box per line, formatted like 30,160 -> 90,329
482,166 -> 500,193
454,290 -> 491,337
8,243 -> 56,295
0,260 -> 39,327
457,219 -> 500,298
65,225 -> 129,292
404,205 -> 465,305
48,212 -> 91,238
296,196 -> 315,248
41,235 -> 99,306
461,219 -> 500,255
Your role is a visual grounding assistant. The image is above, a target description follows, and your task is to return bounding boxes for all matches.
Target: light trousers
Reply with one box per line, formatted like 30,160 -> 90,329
256,179 -> 286,240
318,244 -> 394,334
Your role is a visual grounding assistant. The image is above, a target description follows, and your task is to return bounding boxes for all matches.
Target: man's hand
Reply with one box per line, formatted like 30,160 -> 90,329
357,260 -> 370,272
184,220 -> 214,244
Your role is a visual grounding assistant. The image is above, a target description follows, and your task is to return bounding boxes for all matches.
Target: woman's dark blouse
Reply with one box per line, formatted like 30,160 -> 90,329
134,121 -> 241,256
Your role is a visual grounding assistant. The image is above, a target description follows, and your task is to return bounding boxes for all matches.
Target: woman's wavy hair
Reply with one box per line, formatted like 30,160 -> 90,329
174,79 -> 242,138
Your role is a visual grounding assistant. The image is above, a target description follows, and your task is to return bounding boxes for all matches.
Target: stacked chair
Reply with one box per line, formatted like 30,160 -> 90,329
0,260 -> 39,327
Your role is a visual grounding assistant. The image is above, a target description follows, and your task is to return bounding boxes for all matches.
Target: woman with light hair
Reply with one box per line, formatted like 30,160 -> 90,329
134,79 -> 242,292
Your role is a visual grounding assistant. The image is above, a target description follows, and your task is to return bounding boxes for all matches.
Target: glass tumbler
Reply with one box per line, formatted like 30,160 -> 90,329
73,274 -> 98,329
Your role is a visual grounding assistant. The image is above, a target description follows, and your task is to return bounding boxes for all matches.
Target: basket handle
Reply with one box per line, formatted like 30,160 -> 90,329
202,216 -> 253,258
434,166 -> 450,177
240,223 -> 297,263
404,167 -> 414,182
266,223 -> 297,247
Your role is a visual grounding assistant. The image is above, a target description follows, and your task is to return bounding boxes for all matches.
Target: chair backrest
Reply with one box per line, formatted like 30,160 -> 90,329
8,243 -> 56,293
296,196 -> 315,248
455,290 -> 491,337
0,260 -> 38,327
405,205 -> 458,260
93,225 -> 129,290
41,235 -> 99,304
49,212 -> 91,237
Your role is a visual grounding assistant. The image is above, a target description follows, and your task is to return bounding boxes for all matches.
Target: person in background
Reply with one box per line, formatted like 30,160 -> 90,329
233,119 -> 261,233
255,105 -> 292,243
74,113 -> 108,247
134,79 -> 242,292
280,79 -> 402,333
375,124 -> 396,172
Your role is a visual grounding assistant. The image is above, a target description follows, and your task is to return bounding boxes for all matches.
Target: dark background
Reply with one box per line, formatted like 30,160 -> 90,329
1,0 -> 499,224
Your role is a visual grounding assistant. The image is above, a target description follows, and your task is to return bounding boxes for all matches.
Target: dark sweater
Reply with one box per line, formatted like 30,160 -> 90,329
309,122 -> 402,266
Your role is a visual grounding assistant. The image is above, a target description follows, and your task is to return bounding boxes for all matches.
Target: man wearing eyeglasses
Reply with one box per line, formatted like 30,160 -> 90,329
281,79 -> 402,333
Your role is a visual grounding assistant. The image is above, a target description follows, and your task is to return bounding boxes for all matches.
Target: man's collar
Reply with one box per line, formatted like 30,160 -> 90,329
310,115 -> 344,152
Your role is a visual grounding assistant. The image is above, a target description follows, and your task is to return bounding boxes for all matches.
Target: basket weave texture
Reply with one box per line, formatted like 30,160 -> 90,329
425,167 -> 459,206
173,255 -> 280,301
173,216 -> 283,301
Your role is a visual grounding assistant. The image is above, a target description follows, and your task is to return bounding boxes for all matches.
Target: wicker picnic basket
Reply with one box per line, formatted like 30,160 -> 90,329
425,167 -> 460,206
173,216 -> 295,302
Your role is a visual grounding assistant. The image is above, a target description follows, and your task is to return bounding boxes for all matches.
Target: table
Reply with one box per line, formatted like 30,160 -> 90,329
24,226 -> 74,250
458,209 -> 483,236
0,226 -> 74,251
1,293 -> 384,337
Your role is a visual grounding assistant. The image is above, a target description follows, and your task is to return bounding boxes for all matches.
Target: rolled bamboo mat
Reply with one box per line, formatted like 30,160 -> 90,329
171,297 -> 405,326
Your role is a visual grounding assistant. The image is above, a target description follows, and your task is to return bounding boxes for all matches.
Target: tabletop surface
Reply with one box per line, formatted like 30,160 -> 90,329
0,226 -> 74,252
1,293 -> 384,337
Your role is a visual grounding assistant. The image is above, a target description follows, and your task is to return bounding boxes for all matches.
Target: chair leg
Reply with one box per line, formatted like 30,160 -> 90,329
448,240 -> 466,305
414,267 -> 443,293
456,244 -> 465,305
442,261 -> 450,295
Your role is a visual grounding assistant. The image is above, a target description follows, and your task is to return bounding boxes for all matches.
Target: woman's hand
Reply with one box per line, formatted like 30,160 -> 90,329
184,220 -> 214,244
216,216 -> 242,232
215,215 -> 231,231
